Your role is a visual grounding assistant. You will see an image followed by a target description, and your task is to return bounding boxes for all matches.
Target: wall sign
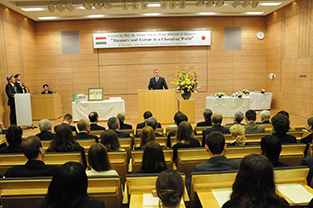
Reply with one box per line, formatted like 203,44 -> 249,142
93,30 -> 211,49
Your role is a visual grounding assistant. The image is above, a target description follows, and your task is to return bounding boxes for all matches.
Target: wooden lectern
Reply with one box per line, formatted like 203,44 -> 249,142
138,89 -> 176,124
31,93 -> 62,120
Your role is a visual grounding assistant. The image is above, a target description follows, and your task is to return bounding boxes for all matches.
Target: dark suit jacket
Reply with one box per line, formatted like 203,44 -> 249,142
90,123 -> 105,131
41,90 -> 53,94
225,121 -> 243,126
75,132 -> 99,142
14,82 -> 27,93
273,133 -> 297,144
114,130 -> 131,138
136,122 -> 162,129
54,123 -> 78,134
256,120 -> 271,124
196,120 -> 212,127
244,122 -> 265,134
301,133 -> 313,144
120,122 -> 132,130
148,77 -> 168,90
0,145 -> 23,153
35,130 -> 55,141
193,155 -> 239,172
202,125 -> 230,147
5,83 -> 16,106
5,160 -> 59,177
172,139 -> 201,162
33,199 -> 106,208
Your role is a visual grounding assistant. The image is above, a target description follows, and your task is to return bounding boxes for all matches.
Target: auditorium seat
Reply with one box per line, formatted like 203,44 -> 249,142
165,127 -> 177,136
120,129 -> 135,138
136,128 -> 164,136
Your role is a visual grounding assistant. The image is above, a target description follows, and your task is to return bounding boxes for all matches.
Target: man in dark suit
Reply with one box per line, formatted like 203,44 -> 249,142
108,117 -> 131,138
54,114 -> 78,134
35,119 -> 55,141
136,117 -> 164,138
202,113 -> 230,147
148,69 -> 168,90
256,110 -> 271,124
167,113 -> 188,147
74,119 -> 99,142
261,135 -> 288,167
41,84 -> 53,94
225,111 -> 244,126
196,108 -> 213,127
244,110 -> 265,134
5,75 -> 17,125
89,111 -> 105,131
136,111 -> 162,131
194,132 -> 239,172
117,111 -> 132,129
5,136 -> 59,177
14,74 -> 28,93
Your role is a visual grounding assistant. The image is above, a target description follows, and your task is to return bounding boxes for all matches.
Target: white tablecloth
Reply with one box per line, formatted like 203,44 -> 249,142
206,97 -> 250,117
72,100 -> 125,122
249,92 -> 272,110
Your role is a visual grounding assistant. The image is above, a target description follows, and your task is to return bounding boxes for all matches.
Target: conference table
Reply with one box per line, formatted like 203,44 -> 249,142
71,99 -> 125,122
206,97 -> 250,117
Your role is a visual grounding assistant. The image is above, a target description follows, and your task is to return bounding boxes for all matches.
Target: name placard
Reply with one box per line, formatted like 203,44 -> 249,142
93,30 -> 211,49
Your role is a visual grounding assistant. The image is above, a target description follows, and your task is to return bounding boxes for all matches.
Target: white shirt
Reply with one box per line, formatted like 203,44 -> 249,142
86,168 -> 119,177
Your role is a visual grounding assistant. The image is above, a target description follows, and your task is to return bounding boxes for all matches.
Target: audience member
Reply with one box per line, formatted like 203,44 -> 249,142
156,169 -> 184,208
136,126 -> 156,150
261,135 -> 288,167
136,117 -> 163,138
196,108 -> 213,127
168,111 -> 183,128
300,117 -> 313,144
256,110 -> 271,124
117,111 -> 132,129
107,117 -> 131,138
41,84 -> 52,94
100,130 -> 123,151
277,110 -> 296,131
136,111 -> 162,130
47,124 -> 87,169
54,114 -> 78,133
5,136 -> 59,177
244,110 -> 265,134
35,119 -> 54,141
88,112 -> 105,131
32,162 -> 105,208
225,111 -> 244,126
167,112 -> 188,147
222,154 -> 289,208
74,119 -> 99,142
194,132 -> 239,172
86,143 -> 119,176
229,124 -> 247,146
173,121 -> 200,162
0,125 -> 23,153
271,114 -> 296,143
202,113 -> 230,147
136,141 -> 168,174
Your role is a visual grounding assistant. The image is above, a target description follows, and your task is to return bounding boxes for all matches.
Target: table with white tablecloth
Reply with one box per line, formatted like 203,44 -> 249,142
248,92 -> 273,110
206,97 -> 250,117
72,99 -> 125,122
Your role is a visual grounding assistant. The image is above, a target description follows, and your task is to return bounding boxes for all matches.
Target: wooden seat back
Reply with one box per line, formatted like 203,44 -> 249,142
136,128 -> 164,136
194,126 -> 211,135
89,130 -> 103,137
166,127 -> 177,136
134,136 -> 168,148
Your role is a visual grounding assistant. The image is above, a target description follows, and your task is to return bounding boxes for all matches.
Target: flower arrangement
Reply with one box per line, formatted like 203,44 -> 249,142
242,89 -> 250,94
214,92 -> 226,97
172,68 -> 200,94
259,89 -> 268,94
233,92 -> 242,98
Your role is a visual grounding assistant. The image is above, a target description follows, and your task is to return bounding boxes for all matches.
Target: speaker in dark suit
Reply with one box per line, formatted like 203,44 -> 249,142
14,74 -> 28,93
41,84 -> 53,94
5,75 -> 17,125
148,69 -> 168,90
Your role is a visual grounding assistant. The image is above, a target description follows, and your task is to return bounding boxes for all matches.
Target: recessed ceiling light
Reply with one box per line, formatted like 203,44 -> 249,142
38,16 -> 58,20
143,13 -> 161,16
21,8 -> 47,11
87,15 -> 106,18
259,2 -> 281,6
245,12 -> 264,14
199,12 -> 216,15
147,3 -> 160,7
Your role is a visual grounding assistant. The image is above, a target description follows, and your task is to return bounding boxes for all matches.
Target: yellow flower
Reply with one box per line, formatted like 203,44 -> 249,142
181,90 -> 184,94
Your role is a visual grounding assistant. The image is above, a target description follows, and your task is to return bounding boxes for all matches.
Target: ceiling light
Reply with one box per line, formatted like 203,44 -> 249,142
56,2 -> 65,12
148,3 -> 160,7
87,14 -> 106,18
179,0 -> 186,8
47,3 -> 55,12
132,0 -> 139,9
169,0 -> 176,9
195,0 -> 204,7
215,0 -> 224,7
65,2 -> 74,11
21,8 -> 47,11
103,0 -> 112,9
122,1 -> 129,10
245,11 -> 263,14
83,1 -> 92,10
160,0 -> 167,9
199,12 -> 216,15
232,0 -> 240,8
38,16 -> 58,20
141,0 -> 148,9
259,2 -> 281,6
206,0 -> 214,7
242,0 -> 250,8
94,2 -> 102,10
143,13 -> 161,16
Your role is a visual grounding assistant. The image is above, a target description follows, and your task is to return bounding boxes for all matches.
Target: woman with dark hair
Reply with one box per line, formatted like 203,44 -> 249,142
136,141 -> 168,174
86,143 -> 118,176
277,110 -> 296,131
100,130 -> 123,151
32,162 -> 105,208
261,135 -> 288,167
135,126 -> 155,150
156,169 -> 184,208
47,123 -> 87,169
172,121 -> 200,162
222,154 -> 289,208
271,114 -> 296,144
0,125 -> 23,153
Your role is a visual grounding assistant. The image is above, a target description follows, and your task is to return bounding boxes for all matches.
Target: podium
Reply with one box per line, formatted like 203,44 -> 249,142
138,89 -> 176,124
31,93 -> 62,120
15,93 -> 33,126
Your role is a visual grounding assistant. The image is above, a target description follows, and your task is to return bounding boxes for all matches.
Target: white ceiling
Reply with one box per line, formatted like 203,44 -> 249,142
0,0 -> 295,21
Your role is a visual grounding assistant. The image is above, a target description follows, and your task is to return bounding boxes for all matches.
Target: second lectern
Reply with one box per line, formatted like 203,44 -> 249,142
138,89 -> 176,124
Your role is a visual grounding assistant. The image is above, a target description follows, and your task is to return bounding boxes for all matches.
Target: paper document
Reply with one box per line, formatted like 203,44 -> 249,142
212,188 -> 232,207
142,193 -> 184,206
276,183 -> 313,204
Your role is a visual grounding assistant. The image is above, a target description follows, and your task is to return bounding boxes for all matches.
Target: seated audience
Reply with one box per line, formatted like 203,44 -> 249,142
5,136 -> 59,177
117,111 -> 132,129
256,110 -> 271,124
41,84 -> 53,94
74,119 -> 99,142
136,141 -> 168,174
136,111 -> 161,130
167,112 -> 188,147
33,162 -> 105,208
261,135 -> 288,167
86,143 -> 118,176
54,113 -> 77,133
89,112 -> 105,131
300,117 -> 313,144
194,132 -> 239,172
47,124 -> 87,169
136,126 -> 156,150
229,124 -> 247,146
168,111 -> 183,128
244,110 -> 265,134
277,110 -> 296,131
108,117 -> 131,138
173,121 -> 200,162
225,111 -> 244,126
271,114 -> 296,143
156,169 -> 184,208
196,108 -> 213,127
222,154 -> 289,208
35,119 -> 55,141
202,113 -> 230,147
0,125 -> 23,153
136,117 -> 163,138
100,129 -> 123,151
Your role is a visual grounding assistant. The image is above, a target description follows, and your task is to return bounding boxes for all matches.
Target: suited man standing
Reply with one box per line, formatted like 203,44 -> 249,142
5,75 -> 17,125
148,69 -> 168,90
14,74 -> 28,93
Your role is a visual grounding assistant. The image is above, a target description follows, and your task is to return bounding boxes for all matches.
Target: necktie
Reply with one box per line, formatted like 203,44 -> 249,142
156,77 -> 159,82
